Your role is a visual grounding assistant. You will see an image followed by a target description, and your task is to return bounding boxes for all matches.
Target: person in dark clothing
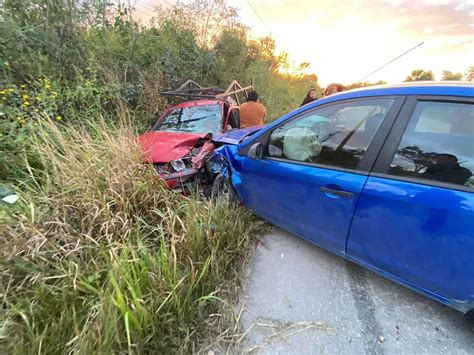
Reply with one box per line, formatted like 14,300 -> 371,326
300,89 -> 318,106
422,153 -> 472,185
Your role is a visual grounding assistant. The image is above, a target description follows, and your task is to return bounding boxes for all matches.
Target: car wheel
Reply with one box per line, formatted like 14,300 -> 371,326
211,172 -> 238,203
466,309 -> 474,323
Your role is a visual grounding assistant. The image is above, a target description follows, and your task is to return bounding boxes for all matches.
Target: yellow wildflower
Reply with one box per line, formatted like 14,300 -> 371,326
34,108 -> 39,112
23,101 -> 30,106
45,84 -> 52,90
35,96 -> 41,101
0,90 -> 5,95
22,94 -> 29,99
55,115 -> 62,121
20,84 -> 26,89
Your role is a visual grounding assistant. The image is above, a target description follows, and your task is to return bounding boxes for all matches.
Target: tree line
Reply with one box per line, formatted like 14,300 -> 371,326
404,68 -> 473,82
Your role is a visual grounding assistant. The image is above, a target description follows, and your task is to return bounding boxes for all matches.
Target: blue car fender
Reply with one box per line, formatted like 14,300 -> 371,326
208,144 -> 244,198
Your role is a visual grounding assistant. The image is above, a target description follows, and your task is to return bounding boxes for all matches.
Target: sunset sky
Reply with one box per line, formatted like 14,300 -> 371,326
138,0 -> 474,86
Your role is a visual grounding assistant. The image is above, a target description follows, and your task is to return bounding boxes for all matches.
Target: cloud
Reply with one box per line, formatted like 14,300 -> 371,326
394,3 -> 473,36
238,0 -> 473,84
254,0 -> 473,37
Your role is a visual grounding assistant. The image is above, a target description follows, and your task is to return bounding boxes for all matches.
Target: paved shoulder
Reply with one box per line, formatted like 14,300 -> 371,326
238,228 -> 474,354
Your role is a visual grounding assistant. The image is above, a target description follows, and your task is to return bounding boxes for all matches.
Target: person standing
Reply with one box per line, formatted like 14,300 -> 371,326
240,90 -> 267,128
300,89 -> 318,106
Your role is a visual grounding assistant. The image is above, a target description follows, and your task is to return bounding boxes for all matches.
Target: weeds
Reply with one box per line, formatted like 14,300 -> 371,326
0,119 -> 263,353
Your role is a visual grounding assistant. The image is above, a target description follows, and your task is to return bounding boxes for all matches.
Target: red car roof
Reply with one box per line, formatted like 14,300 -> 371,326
169,99 -> 224,109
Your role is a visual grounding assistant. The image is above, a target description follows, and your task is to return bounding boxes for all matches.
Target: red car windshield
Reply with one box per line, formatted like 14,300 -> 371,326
153,104 -> 222,135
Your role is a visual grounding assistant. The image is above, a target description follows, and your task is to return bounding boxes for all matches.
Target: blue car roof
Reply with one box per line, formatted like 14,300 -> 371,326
310,81 -> 473,108
292,81 -> 473,122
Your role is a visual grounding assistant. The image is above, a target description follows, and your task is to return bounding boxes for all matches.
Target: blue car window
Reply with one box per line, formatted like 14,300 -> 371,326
267,98 -> 394,169
389,101 -> 474,188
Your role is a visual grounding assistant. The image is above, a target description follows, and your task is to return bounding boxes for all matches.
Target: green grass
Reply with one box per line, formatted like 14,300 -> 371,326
0,119 -> 264,353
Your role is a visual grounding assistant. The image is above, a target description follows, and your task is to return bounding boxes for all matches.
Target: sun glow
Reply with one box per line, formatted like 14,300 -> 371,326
228,0 -> 474,86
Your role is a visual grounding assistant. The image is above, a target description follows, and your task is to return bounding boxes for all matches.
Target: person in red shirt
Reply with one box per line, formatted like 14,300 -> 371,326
240,90 -> 267,128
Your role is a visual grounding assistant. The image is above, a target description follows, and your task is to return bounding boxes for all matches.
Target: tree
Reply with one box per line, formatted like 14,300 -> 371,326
441,70 -> 463,81
465,66 -> 474,82
404,69 -> 435,82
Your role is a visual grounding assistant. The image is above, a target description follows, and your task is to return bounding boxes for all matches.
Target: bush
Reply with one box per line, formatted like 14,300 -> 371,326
0,78 -> 113,181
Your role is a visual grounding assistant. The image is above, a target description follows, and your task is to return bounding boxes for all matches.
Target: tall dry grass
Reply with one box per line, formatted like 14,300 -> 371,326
0,119 -> 261,353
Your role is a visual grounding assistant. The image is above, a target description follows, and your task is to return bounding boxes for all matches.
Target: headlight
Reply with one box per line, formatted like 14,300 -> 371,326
170,159 -> 186,172
154,164 -> 168,174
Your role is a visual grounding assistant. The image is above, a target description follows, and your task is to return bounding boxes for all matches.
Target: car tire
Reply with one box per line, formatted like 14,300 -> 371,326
211,172 -> 238,203
465,309 -> 474,323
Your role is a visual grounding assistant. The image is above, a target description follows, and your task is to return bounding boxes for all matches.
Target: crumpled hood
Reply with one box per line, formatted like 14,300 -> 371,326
137,131 -> 210,163
212,126 -> 263,145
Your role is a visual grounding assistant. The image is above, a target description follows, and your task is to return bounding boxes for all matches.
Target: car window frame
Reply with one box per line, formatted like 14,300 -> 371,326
238,96 -> 405,174
371,95 -> 474,193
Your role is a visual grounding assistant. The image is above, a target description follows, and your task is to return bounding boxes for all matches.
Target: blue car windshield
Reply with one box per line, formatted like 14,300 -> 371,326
154,104 -> 222,135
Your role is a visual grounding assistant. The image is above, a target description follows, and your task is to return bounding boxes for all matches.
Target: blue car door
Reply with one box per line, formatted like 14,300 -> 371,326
347,97 -> 474,309
235,97 -> 403,252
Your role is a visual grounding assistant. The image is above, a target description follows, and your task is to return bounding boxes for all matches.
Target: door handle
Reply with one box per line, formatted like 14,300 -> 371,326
320,186 -> 354,198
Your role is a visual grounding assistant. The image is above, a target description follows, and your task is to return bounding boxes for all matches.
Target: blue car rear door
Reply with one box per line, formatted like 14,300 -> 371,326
346,96 -> 474,309
235,97 -> 404,253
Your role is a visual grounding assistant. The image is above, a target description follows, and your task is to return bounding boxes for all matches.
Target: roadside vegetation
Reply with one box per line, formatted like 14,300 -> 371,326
1,118 -> 264,352
0,1 -> 278,352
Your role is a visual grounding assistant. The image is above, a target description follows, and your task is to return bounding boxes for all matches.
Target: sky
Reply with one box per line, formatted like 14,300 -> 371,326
136,0 -> 474,87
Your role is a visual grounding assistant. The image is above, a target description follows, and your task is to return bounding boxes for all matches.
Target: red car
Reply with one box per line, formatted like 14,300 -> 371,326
137,80 -> 252,191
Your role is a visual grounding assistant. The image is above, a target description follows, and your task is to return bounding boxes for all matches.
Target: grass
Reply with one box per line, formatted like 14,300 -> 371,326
0,118 -> 264,353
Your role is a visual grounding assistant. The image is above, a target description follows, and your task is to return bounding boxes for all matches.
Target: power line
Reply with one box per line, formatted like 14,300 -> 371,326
137,1 -> 156,12
246,0 -> 272,36
357,42 -> 424,82
136,0 -> 174,15
161,0 -> 175,7
134,2 -> 160,18
134,6 -> 154,18
153,0 -> 175,8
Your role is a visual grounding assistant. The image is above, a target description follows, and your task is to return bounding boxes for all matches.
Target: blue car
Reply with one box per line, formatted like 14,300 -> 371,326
211,82 -> 474,315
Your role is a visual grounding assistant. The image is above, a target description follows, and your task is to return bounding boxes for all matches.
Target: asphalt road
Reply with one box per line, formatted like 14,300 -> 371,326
237,227 -> 474,354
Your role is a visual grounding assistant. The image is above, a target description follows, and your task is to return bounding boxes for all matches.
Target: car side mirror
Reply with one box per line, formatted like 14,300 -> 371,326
248,142 -> 263,159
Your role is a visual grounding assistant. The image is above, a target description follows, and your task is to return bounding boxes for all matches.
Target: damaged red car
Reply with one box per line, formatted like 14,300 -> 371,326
137,80 -> 252,191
